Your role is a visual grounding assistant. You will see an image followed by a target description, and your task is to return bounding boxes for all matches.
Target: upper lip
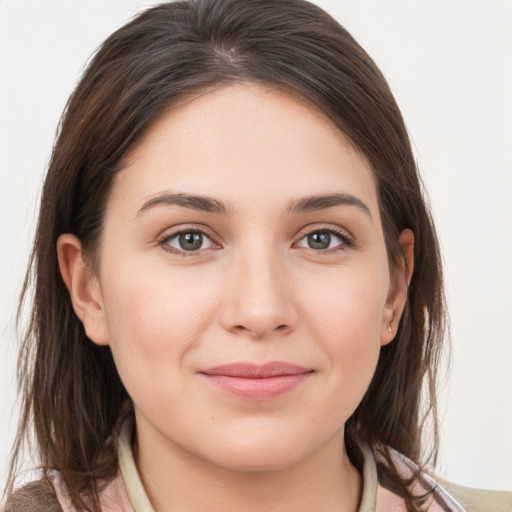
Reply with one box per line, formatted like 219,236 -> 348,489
200,362 -> 312,378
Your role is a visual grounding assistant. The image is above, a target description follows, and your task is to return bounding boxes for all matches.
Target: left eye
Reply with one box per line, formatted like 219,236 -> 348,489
165,231 -> 214,252
296,230 -> 346,250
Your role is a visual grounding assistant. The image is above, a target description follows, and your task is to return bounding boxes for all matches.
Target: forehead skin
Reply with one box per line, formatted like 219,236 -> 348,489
111,82 -> 380,234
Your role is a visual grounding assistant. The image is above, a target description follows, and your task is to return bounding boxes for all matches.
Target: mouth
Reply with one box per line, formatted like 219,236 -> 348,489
199,362 -> 314,400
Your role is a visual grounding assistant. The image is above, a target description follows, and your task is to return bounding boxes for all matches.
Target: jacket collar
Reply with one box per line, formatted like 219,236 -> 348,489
116,420 -> 466,512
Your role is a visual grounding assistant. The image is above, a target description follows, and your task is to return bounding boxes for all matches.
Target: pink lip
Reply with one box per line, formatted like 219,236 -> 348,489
199,362 -> 313,400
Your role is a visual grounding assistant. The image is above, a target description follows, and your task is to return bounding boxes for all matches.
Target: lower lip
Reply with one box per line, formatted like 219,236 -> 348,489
201,373 -> 311,400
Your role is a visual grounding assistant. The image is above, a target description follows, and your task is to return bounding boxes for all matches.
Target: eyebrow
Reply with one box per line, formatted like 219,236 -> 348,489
137,192 -> 232,216
137,191 -> 371,218
288,193 -> 371,217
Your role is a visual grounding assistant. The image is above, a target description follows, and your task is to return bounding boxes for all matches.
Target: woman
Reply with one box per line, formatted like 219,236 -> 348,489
2,0 -> 511,511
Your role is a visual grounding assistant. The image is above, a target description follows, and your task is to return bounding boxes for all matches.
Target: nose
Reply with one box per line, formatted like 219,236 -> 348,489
219,249 -> 298,339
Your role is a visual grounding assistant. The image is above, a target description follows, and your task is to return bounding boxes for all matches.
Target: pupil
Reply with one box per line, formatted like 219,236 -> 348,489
308,232 -> 330,249
179,232 -> 203,250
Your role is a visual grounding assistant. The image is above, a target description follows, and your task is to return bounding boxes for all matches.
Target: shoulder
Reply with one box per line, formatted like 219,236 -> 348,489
383,447 -> 512,512
439,479 -> 512,512
3,479 -> 63,512
3,471 -> 133,512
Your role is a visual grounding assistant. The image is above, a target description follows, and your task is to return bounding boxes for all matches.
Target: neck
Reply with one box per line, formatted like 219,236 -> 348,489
134,419 -> 362,512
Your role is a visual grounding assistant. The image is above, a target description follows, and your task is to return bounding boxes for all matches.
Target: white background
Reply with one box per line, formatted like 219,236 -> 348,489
1,0 -> 511,492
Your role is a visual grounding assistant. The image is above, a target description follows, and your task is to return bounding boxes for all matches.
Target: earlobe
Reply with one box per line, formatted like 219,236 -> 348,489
57,234 -> 110,346
381,228 -> 415,346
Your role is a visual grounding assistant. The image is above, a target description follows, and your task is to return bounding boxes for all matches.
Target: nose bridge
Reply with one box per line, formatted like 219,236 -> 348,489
221,240 -> 297,338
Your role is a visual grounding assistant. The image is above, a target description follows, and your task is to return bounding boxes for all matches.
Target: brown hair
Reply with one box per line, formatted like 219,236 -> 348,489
7,0 -> 446,510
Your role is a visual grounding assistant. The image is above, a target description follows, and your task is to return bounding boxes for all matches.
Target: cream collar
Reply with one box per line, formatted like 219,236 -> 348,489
116,420 -> 465,512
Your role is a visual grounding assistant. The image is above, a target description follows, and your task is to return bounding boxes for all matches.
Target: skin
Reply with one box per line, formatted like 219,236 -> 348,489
58,83 -> 414,512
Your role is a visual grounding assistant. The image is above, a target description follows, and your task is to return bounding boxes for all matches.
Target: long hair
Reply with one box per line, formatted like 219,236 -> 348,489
7,1 -> 446,510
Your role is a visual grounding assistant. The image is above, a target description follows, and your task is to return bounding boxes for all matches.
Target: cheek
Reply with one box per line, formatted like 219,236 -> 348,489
302,264 -> 389,342
299,266 -> 388,404
99,260 -> 220,392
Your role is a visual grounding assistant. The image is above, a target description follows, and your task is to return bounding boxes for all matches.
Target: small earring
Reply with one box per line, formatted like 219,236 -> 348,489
387,323 -> 392,333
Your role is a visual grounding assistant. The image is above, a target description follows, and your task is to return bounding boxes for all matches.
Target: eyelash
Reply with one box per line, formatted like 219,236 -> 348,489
157,225 -> 355,257
158,227 -> 217,257
295,226 -> 355,253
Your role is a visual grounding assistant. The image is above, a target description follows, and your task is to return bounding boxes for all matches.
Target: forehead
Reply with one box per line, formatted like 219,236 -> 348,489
112,83 -> 378,217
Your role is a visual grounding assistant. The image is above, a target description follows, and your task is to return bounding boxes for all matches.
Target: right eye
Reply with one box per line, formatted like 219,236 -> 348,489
160,230 -> 215,254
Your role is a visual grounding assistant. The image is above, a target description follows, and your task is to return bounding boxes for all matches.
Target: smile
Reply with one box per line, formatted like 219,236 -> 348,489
199,362 -> 313,400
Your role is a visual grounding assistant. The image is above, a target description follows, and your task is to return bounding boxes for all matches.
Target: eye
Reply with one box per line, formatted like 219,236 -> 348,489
295,229 -> 351,251
161,230 -> 215,253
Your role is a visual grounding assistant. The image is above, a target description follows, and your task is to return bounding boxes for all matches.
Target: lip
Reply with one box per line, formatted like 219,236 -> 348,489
199,362 -> 313,400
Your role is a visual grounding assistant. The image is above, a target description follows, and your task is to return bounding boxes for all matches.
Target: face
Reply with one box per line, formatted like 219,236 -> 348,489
69,83 -> 405,472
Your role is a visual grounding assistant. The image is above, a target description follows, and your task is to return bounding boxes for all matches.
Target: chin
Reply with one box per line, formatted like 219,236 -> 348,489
196,426 -> 330,473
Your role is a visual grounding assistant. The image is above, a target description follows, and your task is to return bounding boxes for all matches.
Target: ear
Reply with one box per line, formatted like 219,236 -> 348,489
57,234 -> 110,346
381,228 -> 414,346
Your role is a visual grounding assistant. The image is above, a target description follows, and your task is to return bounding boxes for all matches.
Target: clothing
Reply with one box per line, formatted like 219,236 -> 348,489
5,422 -> 512,511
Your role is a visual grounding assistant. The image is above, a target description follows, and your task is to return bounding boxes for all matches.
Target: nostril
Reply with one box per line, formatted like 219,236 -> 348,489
231,323 -> 289,336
